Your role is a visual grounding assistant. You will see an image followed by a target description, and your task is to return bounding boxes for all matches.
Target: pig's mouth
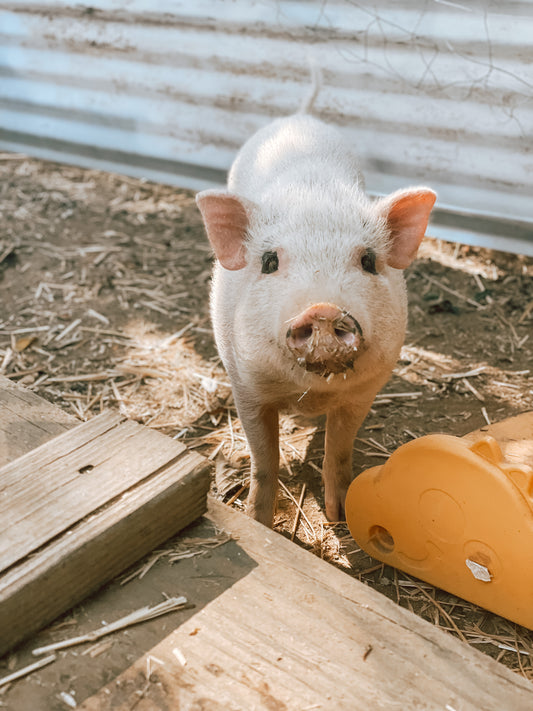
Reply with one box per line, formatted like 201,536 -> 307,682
303,355 -> 356,378
286,304 -> 363,378
295,342 -> 358,378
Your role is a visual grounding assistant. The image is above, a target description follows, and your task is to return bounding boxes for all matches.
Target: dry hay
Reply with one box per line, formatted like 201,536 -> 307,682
115,320 -> 231,431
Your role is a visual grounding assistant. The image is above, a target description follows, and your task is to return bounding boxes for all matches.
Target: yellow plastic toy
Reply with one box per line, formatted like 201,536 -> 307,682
345,413 -> 533,629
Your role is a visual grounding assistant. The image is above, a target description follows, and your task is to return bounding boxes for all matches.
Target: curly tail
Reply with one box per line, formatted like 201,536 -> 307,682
297,60 -> 322,114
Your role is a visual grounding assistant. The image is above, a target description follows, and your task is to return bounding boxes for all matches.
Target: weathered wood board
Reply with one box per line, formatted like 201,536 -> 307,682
0,384 -> 211,656
0,374 -> 76,465
80,497 -> 533,711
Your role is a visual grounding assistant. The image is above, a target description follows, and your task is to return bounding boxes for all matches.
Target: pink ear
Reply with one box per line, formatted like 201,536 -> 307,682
196,190 -> 253,270
378,188 -> 436,269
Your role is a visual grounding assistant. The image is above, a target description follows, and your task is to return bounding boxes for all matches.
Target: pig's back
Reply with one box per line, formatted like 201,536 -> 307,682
228,115 -> 364,200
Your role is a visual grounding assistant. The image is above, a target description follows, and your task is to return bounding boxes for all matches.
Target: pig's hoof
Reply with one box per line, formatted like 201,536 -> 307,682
325,496 -> 346,523
246,503 -> 274,529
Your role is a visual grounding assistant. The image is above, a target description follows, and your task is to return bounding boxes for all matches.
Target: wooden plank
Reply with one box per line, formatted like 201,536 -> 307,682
0,448 -> 210,657
0,400 -> 211,656
0,411 -> 198,572
1,514 -> 257,710
80,498 -> 533,711
0,374 -> 76,467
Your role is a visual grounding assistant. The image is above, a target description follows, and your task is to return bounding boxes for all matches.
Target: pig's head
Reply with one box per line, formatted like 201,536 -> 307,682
197,185 -> 435,387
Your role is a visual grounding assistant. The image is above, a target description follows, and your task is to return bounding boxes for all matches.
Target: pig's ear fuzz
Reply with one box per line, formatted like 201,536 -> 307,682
196,189 -> 255,271
377,188 -> 437,269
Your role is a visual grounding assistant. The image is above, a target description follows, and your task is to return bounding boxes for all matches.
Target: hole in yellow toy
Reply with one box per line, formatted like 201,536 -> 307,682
369,525 -> 395,555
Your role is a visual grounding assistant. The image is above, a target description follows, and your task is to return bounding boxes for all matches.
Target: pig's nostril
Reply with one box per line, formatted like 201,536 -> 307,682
298,325 -> 313,340
334,327 -> 356,345
288,324 -> 313,347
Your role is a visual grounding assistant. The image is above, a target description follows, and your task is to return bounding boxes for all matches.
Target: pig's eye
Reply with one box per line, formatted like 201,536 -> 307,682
261,250 -> 279,274
361,248 -> 377,275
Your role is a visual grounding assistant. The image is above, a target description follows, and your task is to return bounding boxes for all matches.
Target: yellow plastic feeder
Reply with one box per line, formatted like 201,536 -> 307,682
345,413 -> 533,629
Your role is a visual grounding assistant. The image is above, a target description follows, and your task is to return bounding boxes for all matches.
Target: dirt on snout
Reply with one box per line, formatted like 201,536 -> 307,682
1,153 -> 532,679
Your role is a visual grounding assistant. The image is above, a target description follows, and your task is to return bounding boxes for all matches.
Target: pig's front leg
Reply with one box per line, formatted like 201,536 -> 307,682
322,405 -> 370,521
236,396 -> 280,527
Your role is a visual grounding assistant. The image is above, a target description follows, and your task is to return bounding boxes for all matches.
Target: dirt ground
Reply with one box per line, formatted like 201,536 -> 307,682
1,153 -> 533,687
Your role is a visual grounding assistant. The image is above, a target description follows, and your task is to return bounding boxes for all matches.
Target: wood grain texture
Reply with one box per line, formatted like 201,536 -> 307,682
80,498 -> 533,711
0,389 -> 211,656
0,449 -> 210,656
0,374 -> 76,467
0,411 -> 196,572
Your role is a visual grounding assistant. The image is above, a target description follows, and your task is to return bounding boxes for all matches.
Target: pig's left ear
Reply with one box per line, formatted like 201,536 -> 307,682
377,188 -> 437,269
196,189 -> 255,271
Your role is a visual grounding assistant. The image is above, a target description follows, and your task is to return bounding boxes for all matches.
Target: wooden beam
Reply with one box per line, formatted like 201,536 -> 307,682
0,374 -> 76,466
0,391 -> 211,656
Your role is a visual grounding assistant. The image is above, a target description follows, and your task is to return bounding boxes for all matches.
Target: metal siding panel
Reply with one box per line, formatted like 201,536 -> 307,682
0,1 -> 532,254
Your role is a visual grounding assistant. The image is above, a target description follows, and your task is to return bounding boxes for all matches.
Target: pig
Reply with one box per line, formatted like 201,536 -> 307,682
196,108 -> 435,528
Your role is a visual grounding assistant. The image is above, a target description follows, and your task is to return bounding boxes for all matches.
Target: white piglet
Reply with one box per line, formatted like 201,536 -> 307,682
196,112 -> 435,527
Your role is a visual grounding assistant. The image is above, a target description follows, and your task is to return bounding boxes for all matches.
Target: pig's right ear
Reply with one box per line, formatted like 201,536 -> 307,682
195,189 -> 254,271
376,188 -> 437,269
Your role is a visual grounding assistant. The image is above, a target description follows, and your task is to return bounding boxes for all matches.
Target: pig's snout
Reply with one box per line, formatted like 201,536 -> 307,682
286,303 -> 362,377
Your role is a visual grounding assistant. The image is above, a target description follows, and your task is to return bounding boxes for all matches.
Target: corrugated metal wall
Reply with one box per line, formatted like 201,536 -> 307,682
1,1 -> 532,254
